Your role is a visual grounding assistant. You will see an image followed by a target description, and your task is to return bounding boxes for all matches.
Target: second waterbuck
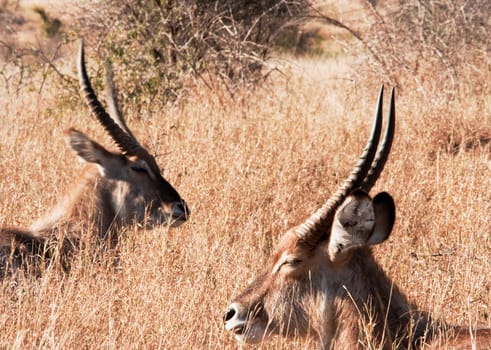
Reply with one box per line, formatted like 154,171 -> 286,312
0,41 -> 189,275
224,87 -> 491,349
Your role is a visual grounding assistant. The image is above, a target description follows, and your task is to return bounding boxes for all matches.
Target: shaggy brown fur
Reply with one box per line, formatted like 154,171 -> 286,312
0,41 -> 189,276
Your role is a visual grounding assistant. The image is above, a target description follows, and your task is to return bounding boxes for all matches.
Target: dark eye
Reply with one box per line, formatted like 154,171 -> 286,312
285,258 -> 302,267
130,166 -> 148,174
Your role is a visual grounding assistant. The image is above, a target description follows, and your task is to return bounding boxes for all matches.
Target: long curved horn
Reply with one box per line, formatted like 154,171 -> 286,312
104,60 -> 139,142
77,39 -> 143,158
360,87 -> 395,193
296,86 -> 385,248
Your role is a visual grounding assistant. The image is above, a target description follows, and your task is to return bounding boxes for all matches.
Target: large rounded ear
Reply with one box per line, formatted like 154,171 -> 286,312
65,128 -> 112,164
367,192 -> 395,245
328,191 -> 375,260
64,128 -> 120,176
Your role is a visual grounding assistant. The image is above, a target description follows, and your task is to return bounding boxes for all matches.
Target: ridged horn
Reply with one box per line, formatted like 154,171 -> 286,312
77,39 -> 144,158
104,60 -> 139,143
295,86 -> 386,248
360,87 -> 395,192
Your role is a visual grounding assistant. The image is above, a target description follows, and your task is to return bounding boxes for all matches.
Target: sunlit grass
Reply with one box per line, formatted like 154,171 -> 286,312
0,44 -> 490,350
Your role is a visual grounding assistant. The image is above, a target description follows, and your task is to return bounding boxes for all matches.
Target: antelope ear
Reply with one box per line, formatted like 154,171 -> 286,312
64,128 -> 115,175
367,192 -> 395,245
328,191 -> 375,260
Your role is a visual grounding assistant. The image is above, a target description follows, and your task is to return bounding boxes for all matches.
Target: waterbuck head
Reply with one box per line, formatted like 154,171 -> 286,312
224,88 -> 408,348
69,40 -> 189,230
1,41 -> 190,276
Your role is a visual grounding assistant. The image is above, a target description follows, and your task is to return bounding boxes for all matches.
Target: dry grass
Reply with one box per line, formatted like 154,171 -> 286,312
0,45 -> 490,349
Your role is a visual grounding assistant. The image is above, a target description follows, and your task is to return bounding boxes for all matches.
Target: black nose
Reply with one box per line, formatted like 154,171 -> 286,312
176,201 -> 186,213
224,307 -> 236,322
172,200 -> 190,219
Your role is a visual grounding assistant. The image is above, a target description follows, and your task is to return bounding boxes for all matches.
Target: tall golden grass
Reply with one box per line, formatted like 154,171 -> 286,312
0,48 -> 490,349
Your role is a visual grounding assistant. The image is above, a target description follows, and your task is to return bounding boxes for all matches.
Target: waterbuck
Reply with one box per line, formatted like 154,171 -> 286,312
224,87 -> 491,349
0,40 -> 189,275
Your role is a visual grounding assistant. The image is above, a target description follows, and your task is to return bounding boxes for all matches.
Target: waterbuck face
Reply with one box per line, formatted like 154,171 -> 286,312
66,129 -> 188,228
225,87 -> 396,346
224,229 -> 320,343
120,156 -> 188,228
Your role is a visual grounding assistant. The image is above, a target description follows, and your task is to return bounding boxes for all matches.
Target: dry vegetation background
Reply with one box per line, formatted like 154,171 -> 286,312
0,0 -> 490,349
